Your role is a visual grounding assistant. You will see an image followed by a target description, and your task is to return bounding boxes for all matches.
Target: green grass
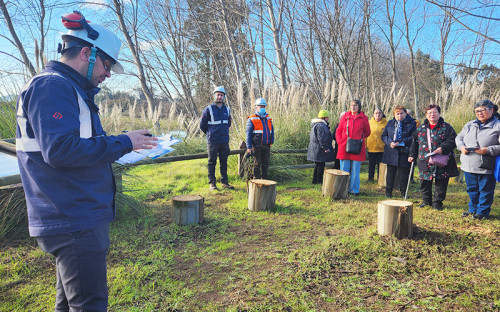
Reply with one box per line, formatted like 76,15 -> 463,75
1,160 -> 499,311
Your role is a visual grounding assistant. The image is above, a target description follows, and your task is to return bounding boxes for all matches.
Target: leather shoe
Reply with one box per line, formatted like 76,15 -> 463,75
419,202 -> 431,208
221,183 -> 235,190
432,205 -> 443,211
209,183 -> 218,191
461,212 -> 472,217
472,214 -> 488,220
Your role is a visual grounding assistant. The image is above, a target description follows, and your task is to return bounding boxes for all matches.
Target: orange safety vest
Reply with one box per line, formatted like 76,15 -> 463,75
248,114 -> 273,133
248,114 -> 273,145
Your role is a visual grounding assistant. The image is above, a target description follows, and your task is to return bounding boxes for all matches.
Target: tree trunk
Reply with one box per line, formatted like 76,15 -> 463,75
248,179 -> 277,211
0,0 -> 37,76
322,169 -> 350,199
172,195 -> 204,225
112,0 -> 156,123
377,200 -> 413,239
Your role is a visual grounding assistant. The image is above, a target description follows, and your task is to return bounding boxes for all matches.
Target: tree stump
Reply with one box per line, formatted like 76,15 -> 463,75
322,169 -> 350,199
451,166 -> 464,184
377,200 -> 413,239
248,179 -> 277,211
378,162 -> 400,189
172,195 -> 204,226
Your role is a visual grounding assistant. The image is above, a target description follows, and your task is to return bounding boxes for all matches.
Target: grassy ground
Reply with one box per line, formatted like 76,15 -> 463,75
1,159 -> 499,311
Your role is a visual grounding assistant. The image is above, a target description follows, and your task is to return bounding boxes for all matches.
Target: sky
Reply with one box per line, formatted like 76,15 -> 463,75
0,0 -> 499,97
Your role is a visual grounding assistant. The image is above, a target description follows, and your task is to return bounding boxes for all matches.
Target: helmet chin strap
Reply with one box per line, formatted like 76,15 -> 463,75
86,46 -> 98,82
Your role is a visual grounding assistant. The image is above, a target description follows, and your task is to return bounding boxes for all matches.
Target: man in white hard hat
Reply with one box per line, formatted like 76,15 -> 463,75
200,86 -> 234,190
246,98 -> 274,179
15,11 -> 157,311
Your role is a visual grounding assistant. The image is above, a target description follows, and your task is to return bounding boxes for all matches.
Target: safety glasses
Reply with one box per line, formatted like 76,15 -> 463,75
97,52 -> 115,72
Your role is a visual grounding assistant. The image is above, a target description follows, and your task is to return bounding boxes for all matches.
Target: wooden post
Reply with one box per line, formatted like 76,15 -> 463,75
248,179 -> 277,211
378,162 -> 400,189
377,200 -> 413,239
451,166 -> 464,184
238,141 -> 247,178
172,195 -> 204,225
322,169 -> 350,199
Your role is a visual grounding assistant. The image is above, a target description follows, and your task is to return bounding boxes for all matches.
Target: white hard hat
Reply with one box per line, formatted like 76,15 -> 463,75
213,86 -> 226,94
255,98 -> 267,106
62,23 -> 124,74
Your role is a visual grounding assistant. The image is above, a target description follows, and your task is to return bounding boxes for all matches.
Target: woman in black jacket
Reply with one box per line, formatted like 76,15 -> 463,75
307,110 -> 335,184
409,104 -> 458,210
381,105 -> 417,198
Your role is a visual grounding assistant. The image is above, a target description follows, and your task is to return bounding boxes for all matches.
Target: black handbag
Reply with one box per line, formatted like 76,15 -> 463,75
479,154 -> 495,170
345,117 -> 363,155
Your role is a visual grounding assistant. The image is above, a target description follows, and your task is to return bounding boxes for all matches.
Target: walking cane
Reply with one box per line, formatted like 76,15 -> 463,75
404,160 -> 414,200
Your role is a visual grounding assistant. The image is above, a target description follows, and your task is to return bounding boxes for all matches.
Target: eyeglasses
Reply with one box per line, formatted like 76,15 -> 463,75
474,108 -> 490,114
97,52 -> 115,72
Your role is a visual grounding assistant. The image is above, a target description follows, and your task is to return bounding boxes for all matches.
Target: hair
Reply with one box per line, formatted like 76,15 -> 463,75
474,99 -> 494,110
392,105 -> 407,115
493,104 -> 499,113
60,38 -> 92,59
425,104 -> 441,114
350,99 -> 361,113
374,108 -> 383,114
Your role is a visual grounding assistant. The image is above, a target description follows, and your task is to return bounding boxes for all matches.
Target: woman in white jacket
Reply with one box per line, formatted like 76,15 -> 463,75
456,99 -> 500,220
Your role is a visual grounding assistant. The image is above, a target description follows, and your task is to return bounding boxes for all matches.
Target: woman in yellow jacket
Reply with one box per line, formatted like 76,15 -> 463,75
366,108 -> 388,182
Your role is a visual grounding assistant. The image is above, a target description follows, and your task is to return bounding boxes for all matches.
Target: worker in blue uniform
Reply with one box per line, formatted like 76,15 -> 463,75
15,11 -> 157,311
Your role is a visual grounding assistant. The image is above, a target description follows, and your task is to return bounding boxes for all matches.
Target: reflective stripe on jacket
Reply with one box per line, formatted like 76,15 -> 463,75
246,114 -> 274,148
200,103 -> 231,143
16,61 -> 133,237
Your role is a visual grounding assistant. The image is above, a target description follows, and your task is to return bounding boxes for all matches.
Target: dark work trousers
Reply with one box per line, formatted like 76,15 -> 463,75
312,162 -> 326,184
367,152 -> 384,181
253,144 -> 271,179
386,164 -> 410,196
420,178 -> 450,208
207,143 -> 230,184
36,224 -> 110,312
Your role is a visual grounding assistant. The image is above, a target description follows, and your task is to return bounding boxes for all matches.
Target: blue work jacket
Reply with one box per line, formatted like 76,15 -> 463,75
16,61 -> 133,236
200,103 -> 231,144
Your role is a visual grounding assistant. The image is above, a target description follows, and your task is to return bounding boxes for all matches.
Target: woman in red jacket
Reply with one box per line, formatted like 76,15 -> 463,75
335,100 -> 371,195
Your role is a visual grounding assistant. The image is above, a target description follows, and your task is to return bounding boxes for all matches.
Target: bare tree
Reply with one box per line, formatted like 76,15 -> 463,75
111,0 -> 156,123
265,0 -> 288,90
402,0 -> 426,118
0,0 -> 39,77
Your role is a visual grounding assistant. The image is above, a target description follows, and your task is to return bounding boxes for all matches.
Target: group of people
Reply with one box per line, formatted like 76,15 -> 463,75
13,10 -> 500,312
306,99 -> 500,222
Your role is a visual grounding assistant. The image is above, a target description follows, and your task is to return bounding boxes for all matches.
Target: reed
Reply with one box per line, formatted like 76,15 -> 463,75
0,98 -> 16,139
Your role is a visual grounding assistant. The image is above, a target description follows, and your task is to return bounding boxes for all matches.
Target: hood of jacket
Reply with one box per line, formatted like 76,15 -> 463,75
311,118 -> 328,126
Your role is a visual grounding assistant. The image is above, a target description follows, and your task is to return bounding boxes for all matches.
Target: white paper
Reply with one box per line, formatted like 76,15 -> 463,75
116,151 -> 147,165
115,136 -> 181,164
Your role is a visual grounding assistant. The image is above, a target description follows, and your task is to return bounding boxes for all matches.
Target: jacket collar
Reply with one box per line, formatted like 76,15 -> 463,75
44,60 -> 100,101
423,117 -> 444,128
311,118 -> 327,125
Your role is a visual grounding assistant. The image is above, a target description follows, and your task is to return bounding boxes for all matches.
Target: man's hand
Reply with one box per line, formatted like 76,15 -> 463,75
460,146 -> 469,155
390,142 -> 399,149
247,147 -> 254,154
408,157 -> 414,163
434,147 -> 443,155
124,130 -> 158,150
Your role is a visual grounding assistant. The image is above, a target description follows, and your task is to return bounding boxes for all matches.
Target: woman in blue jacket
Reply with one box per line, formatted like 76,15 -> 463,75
307,110 -> 335,184
381,105 -> 416,198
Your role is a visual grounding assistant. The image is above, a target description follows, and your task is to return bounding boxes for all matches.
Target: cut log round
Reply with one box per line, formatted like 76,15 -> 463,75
378,162 -> 400,189
322,169 -> 350,199
377,200 -> 413,239
172,195 -> 204,225
248,179 -> 277,211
